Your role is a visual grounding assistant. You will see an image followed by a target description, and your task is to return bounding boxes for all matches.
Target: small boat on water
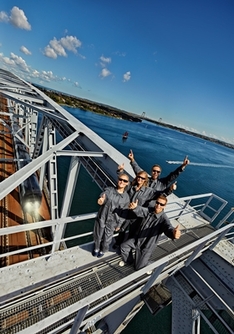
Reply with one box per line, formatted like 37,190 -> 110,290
122,131 -> 128,139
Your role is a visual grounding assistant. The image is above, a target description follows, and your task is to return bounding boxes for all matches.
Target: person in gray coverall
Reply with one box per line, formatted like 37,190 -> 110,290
128,150 -> 190,191
114,170 -> 157,247
92,174 -> 130,258
114,167 -> 177,247
119,194 -> 181,271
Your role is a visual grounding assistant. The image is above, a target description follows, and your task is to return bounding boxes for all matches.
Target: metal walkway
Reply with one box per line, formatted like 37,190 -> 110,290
1,219 -> 233,334
0,225 -> 222,333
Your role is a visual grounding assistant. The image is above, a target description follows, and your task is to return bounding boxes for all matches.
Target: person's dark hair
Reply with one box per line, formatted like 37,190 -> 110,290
152,164 -> 162,172
132,171 -> 149,187
155,194 -> 168,204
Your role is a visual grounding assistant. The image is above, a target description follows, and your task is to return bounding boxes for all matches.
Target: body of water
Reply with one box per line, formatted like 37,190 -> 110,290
64,106 -> 233,212
62,106 -> 233,333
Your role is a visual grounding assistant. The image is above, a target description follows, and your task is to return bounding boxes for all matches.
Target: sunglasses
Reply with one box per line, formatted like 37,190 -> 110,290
118,178 -> 128,183
152,170 -> 161,173
137,175 -> 146,180
155,201 -> 166,206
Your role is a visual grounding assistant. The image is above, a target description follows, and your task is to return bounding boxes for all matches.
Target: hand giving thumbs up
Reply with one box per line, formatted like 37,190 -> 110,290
173,224 -> 181,239
98,193 -> 106,205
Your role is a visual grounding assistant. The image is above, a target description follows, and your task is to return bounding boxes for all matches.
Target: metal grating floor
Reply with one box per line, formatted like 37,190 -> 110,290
0,225 -> 215,333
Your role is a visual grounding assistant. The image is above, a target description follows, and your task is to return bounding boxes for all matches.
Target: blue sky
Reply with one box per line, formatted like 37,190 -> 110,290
0,1 -> 234,144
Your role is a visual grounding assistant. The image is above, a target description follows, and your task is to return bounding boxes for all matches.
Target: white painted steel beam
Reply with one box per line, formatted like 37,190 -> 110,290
52,157 -> 81,251
56,150 -> 105,157
0,131 -> 79,200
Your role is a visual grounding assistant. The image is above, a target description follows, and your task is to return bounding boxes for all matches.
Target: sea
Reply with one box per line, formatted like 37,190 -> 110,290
61,106 -> 234,334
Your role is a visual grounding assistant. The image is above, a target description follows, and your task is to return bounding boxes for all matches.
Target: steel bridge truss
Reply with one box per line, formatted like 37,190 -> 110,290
0,69 -> 135,247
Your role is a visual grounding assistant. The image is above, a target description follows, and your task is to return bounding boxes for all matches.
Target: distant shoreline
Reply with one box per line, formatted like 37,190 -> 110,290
35,84 -> 234,150
141,117 -> 234,150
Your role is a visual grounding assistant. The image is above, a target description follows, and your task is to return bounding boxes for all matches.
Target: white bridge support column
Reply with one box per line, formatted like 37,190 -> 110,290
61,156 -> 81,218
48,123 -> 59,227
166,276 -> 195,334
52,156 -> 81,252
39,124 -> 49,190
28,110 -> 38,157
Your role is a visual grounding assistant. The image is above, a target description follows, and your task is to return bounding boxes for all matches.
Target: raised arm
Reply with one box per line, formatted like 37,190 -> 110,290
181,156 -> 190,170
160,156 -> 190,187
129,199 -> 150,218
128,149 -> 144,175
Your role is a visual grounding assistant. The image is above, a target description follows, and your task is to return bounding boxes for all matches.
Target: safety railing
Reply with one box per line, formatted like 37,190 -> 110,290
0,192 -> 231,261
166,193 -> 227,223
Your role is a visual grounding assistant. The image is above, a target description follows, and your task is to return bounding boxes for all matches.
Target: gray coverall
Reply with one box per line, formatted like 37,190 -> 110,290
115,184 -> 155,245
116,182 -> 172,244
131,160 -> 185,191
120,205 -> 175,270
93,187 -> 130,253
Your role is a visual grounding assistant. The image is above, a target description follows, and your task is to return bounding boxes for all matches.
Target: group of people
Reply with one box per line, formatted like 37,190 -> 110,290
92,150 -> 190,272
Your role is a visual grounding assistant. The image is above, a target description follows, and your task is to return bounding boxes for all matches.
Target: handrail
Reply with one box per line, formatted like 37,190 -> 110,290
0,193 -> 230,260
166,193 -> 227,223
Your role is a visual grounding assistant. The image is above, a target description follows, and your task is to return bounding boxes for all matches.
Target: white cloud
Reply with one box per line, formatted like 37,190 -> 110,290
29,68 -> 58,83
31,70 -> 40,78
100,68 -> 111,78
0,50 -> 79,91
10,52 -> 30,72
40,70 -> 56,81
49,38 -> 67,57
113,51 -> 126,57
79,54 -> 86,59
0,53 -> 14,65
43,35 -> 82,59
10,6 -> 31,30
100,55 -> 111,68
0,11 -> 9,23
60,36 -> 81,53
0,52 -> 30,72
43,45 -> 58,59
0,7 -> 31,30
123,71 -> 131,82
100,55 -> 111,64
20,46 -> 32,55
